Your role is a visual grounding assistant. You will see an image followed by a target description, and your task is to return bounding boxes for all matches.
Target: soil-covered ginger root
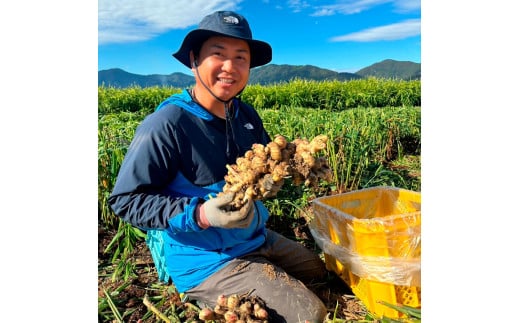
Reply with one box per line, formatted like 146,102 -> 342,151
198,292 -> 269,323
218,134 -> 333,210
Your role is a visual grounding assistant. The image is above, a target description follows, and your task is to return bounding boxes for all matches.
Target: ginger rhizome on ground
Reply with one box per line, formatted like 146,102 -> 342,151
198,292 -> 269,322
219,134 -> 333,210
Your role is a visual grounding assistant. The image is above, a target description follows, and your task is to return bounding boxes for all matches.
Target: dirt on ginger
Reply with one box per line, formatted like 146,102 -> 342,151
219,134 -> 333,210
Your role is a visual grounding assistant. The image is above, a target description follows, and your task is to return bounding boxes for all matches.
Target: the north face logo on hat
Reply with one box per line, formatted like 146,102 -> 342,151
223,16 -> 239,24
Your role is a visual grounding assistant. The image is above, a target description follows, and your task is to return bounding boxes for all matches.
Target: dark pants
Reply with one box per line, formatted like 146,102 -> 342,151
185,229 -> 328,323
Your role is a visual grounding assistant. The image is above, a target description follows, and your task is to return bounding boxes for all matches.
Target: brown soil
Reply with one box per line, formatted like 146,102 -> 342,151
98,213 -> 367,322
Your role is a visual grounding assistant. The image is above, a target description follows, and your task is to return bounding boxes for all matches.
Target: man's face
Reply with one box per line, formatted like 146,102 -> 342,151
193,36 -> 251,101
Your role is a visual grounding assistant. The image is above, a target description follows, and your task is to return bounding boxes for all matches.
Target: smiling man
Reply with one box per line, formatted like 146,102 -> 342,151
108,11 -> 328,323
189,36 -> 251,114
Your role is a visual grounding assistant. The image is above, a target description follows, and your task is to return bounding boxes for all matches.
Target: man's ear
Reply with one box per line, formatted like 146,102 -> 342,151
189,51 -> 197,68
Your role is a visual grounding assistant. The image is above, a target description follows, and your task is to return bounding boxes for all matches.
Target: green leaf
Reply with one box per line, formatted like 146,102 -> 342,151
378,300 -> 421,319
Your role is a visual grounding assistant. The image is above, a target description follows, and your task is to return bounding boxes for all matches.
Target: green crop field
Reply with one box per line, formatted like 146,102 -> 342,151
98,78 -> 421,323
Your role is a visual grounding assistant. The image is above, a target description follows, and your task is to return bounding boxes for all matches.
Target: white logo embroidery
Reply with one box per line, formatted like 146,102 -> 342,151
223,16 -> 239,24
244,123 -> 254,130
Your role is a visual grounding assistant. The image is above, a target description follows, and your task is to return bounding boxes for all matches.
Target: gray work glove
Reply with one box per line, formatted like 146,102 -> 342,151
200,193 -> 255,229
261,174 -> 284,198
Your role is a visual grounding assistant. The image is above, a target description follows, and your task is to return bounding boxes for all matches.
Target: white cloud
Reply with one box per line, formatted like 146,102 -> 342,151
287,0 -> 311,13
394,0 -> 420,12
329,18 -> 420,42
310,0 -> 420,17
98,0 -> 243,45
312,0 -> 389,16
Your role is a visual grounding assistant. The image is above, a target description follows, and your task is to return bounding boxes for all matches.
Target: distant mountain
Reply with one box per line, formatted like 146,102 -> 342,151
356,59 -> 420,80
98,68 -> 195,88
98,59 -> 420,88
248,64 -> 362,85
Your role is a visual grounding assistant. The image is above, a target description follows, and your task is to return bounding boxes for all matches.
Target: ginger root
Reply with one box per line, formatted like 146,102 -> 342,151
199,292 -> 269,323
218,134 -> 333,210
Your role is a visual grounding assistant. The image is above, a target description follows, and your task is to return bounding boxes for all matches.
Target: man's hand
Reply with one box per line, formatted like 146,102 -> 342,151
197,193 -> 255,229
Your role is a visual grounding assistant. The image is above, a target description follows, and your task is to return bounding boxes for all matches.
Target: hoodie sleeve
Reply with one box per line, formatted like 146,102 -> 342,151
108,111 -> 198,231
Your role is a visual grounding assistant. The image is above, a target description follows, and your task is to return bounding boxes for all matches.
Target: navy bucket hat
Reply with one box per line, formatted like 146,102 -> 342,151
172,11 -> 272,69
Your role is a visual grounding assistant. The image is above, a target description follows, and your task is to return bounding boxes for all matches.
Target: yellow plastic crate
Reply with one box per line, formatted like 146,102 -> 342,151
310,186 -> 421,319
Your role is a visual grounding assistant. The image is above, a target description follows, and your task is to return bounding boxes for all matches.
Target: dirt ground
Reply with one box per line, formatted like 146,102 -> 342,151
98,214 -> 369,322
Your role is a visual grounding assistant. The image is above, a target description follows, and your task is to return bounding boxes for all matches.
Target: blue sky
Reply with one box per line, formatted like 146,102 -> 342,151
98,0 -> 420,75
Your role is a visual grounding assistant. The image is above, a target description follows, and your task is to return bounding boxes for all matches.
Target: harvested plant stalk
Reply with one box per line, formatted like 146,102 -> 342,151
219,134 -> 332,210
143,296 -> 171,323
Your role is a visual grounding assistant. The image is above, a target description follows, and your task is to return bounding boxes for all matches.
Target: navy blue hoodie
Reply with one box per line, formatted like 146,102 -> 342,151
108,89 -> 272,292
